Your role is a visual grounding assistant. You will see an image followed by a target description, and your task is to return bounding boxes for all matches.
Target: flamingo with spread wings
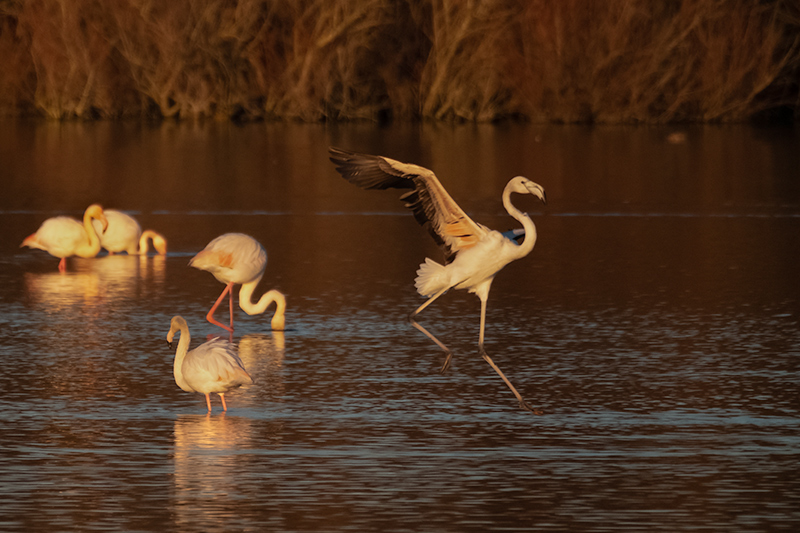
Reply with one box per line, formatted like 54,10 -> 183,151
329,147 -> 546,413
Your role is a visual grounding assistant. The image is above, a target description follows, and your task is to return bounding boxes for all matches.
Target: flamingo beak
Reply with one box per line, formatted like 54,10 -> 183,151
525,182 -> 547,205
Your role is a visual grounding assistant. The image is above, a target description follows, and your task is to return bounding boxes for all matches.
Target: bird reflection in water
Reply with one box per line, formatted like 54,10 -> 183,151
172,410 -> 285,529
24,253 -> 166,310
237,332 -> 286,404
172,413 -> 253,529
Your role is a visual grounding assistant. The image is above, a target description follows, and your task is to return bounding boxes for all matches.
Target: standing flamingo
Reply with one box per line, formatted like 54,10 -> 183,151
329,147 -> 546,413
21,204 -> 109,272
189,233 -> 286,333
167,315 -> 253,412
92,210 -> 167,255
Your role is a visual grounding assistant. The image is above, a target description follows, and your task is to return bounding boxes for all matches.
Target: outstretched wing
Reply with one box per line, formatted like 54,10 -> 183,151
329,147 -> 488,263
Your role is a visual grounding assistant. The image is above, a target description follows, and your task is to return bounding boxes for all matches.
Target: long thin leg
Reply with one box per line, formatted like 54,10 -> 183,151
206,282 -> 234,333
220,393 -> 228,411
204,393 -> 212,412
478,297 -> 542,415
408,287 -> 454,372
228,286 -> 235,330
58,257 -> 67,273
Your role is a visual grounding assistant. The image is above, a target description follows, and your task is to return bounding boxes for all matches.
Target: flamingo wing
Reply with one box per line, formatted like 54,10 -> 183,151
190,233 -> 266,284
23,217 -> 88,257
94,210 -> 142,253
183,339 -> 253,392
329,147 -> 488,264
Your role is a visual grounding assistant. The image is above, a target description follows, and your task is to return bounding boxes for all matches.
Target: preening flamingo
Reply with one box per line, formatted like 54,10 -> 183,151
92,210 -> 167,255
190,233 -> 286,333
329,147 -> 546,413
21,204 -> 109,272
167,316 -> 254,412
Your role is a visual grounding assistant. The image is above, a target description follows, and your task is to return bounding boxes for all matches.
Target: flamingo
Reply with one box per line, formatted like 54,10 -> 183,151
329,147 -> 546,413
167,315 -> 253,412
189,233 -> 286,334
21,204 -> 109,272
92,210 -> 167,255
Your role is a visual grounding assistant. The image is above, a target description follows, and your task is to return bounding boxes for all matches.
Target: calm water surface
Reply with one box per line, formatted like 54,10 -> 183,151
0,120 -> 798,531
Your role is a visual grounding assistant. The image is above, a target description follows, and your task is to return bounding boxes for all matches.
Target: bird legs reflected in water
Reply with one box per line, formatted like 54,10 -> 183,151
408,287 -> 453,370
409,290 -> 542,415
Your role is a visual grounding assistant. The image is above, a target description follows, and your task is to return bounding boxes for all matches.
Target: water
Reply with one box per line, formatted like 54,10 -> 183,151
0,120 -> 798,531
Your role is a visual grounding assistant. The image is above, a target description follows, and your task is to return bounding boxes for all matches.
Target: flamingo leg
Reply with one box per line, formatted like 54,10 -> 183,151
477,297 -> 542,415
204,393 -> 212,412
220,393 -> 228,411
228,286 -> 235,330
58,258 -> 67,273
408,287 -> 454,372
206,282 -> 234,333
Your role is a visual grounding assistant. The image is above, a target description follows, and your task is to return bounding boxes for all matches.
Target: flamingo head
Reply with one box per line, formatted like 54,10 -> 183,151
508,176 -> 547,205
86,204 -> 109,232
167,315 -> 187,348
152,234 -> 168,255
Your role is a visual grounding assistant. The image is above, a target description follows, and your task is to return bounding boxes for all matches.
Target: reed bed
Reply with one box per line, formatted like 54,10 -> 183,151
0,0 -> 798,122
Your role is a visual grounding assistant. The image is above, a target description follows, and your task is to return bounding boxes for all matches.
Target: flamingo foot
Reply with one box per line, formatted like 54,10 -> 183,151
518,398 -> 544,415
206,313 -> 234,334
440,350 -> 453,373
480,348 -> 542,415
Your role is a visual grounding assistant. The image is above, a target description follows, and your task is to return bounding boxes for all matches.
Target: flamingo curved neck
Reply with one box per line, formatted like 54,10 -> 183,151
239,277 -> 287,330
503,185 -> 537,257
77,210 -> 104,258
138,230 -> 167,255
172,324 -> 192,390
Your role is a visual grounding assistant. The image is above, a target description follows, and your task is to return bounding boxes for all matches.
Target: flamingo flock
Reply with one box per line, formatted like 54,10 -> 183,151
19,146 -> 546,414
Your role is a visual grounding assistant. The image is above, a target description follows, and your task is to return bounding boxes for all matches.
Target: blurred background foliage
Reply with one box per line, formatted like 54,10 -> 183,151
0,0 -> 798,122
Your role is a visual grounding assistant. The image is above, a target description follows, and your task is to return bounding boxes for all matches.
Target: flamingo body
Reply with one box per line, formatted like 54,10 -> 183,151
167,316 -> 253,412
21,204 -> 108,272
93,210 -> 167,255
190,233 -> 286,332
329,147 -> 546,413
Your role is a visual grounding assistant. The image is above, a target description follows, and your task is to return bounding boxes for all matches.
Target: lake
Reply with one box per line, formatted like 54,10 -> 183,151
0,119 -> 798,531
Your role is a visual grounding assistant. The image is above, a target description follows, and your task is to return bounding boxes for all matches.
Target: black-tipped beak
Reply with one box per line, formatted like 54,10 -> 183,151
167,341 -> 173,349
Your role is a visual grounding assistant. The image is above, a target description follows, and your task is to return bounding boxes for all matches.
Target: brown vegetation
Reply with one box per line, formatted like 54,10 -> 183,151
0,0 -> 798,122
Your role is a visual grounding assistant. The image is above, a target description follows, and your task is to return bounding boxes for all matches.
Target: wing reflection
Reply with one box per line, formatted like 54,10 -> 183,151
237,332 -> 286,403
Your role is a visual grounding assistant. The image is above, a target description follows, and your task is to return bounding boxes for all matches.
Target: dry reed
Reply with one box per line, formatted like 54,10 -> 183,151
0,0 -> 797,122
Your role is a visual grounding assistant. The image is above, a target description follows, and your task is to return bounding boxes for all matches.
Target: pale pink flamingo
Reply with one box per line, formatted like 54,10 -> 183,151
92,210 -> 167,255
21,204 -> 109,272
329,147 -> 546,413
167,315 -> 253,412
189,233 -> 286,334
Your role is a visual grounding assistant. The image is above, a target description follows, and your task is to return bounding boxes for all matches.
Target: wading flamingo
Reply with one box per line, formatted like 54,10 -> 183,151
92,210 -> 167,255
167,315 -> 253,412
21,204 -> 109,272
190,233 -> 286,334
329,147 -> 546,413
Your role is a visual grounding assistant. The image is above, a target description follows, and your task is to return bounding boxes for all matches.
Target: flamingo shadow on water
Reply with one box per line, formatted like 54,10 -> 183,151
329,147 -> 546,414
